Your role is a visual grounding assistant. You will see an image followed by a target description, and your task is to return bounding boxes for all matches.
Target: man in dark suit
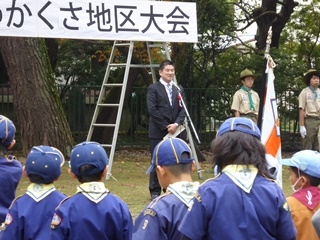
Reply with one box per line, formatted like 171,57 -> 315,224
147,60 -> 186,200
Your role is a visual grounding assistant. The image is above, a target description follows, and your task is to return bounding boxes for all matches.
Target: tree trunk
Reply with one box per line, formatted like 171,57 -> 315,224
0,37 -> 74,156
254,0 -> 298,50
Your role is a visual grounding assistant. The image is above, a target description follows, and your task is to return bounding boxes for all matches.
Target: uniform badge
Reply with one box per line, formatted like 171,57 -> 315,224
142,220 -> 149,230
241,94 -> 247,101
143,209 -> 156,217
195,192 -> 201,202
283,202 -> 289,212
51,213 -> 62,227
4,213 -> 13,225
307,93 -> 312,100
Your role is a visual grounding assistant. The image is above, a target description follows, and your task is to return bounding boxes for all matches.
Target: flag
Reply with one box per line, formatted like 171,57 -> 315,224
261,58 -> 282,187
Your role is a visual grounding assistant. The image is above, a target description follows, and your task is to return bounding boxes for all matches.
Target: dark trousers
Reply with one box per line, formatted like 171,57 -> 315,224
149,138 -> 162,196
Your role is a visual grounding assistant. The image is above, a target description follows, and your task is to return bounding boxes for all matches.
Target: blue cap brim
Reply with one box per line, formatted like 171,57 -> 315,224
280,158 -> 295,167
146,164 -> 155,174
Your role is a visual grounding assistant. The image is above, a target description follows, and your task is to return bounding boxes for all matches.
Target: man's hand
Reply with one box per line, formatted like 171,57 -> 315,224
167,123 -> 178,134
300,126 -> 307,138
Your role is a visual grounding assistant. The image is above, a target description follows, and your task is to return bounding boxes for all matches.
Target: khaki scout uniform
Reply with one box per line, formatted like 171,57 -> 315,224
299,87 -> 320,151
231,88 -> 260,123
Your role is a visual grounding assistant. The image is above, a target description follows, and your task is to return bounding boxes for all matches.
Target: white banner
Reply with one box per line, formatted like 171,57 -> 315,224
0,0 -> 198,42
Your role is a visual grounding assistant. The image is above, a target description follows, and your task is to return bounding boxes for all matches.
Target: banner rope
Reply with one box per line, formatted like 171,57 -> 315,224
265,54 -> 276,73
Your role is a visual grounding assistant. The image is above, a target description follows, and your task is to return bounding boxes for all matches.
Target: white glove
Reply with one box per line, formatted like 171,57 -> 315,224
300,126 -> 307,139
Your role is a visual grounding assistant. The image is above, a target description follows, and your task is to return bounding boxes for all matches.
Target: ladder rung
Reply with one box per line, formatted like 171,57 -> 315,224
97,103 -> 119,107
148,44 -> 165,48
109,63 -> 127,67
114,43 -> 131,47
100,144 -> 112,148
103,83 -> 123,87
92,123 -> 116,127
130,64 -> 159,68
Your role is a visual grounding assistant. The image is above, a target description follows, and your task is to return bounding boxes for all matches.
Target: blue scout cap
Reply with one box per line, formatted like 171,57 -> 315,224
281,150 -> 320,178
0,115 -> 16,147
217,117 -> 261,140
70,141 -> 108,176
146,138 -> 194,174
26,146 -> 65,184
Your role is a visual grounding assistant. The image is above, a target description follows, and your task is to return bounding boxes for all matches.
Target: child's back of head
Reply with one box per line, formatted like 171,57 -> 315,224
147,138 -> 194,174
212,117 -> 270,177
69,141 -> 108,183
0,115 -> 16,153
25,146 -> 65,184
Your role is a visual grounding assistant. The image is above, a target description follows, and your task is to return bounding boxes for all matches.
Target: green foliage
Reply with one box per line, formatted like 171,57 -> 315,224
281,4 -> 320,70
55,39 -> 113,86
183,0 -> 237,88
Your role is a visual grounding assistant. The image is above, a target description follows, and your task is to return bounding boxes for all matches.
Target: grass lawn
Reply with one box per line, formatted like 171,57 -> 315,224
15,149 -> 293,220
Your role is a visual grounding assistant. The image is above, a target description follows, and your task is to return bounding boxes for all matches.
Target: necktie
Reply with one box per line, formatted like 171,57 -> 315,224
167,83 -> 172,105
241,86 -> 255,111
308,86 -> 318,100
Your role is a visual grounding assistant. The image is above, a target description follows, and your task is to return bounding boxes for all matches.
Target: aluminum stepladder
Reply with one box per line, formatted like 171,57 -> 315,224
87,40 -> 202,180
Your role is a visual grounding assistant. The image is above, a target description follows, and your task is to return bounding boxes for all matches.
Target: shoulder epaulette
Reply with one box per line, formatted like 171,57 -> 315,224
55,196 -> 71,210
148,192 -> 171,209
200,177 -> 216,186
8,195 -> 22,209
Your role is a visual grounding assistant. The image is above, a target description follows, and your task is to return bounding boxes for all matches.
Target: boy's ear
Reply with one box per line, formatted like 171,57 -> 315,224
22,166 -> 28,177
7,139 -> 16,150
191,161 -> 196,172
156,165 -> 166,177
101,166 -> 108,180
68,168 -> 78,179
301,176 -> 309,186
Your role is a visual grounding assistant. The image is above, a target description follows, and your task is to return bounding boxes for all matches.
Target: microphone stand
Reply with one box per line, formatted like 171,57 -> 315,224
174,84 -> 201,144
173,83 -> 203,179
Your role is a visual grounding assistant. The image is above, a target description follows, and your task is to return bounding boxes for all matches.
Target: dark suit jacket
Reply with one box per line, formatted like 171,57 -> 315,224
147,81 -> 186,139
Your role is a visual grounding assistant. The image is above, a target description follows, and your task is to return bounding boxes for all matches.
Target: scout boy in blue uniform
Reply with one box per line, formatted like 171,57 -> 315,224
2,145 -> 66,240
178,117 -> 296,240
133,138 -> 199,240
50,141 -> 133,240
0,115 -> 22,239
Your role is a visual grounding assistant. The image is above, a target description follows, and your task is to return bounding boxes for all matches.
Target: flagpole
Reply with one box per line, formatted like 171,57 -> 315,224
257,27 -> 272,129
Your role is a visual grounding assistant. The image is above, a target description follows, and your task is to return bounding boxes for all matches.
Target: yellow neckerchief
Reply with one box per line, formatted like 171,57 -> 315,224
26,183 -> 56,202
76,182 -> 109,204
222,165 -> 258,193
167,181 -> 200,208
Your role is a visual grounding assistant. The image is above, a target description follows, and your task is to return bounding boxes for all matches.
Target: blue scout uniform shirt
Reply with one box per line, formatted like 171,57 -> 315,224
0,155 -> 22,223
50,182 -> 133,240
178,166 -> 297,240
133,181 -> 199,240
2,183 -> 66,240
